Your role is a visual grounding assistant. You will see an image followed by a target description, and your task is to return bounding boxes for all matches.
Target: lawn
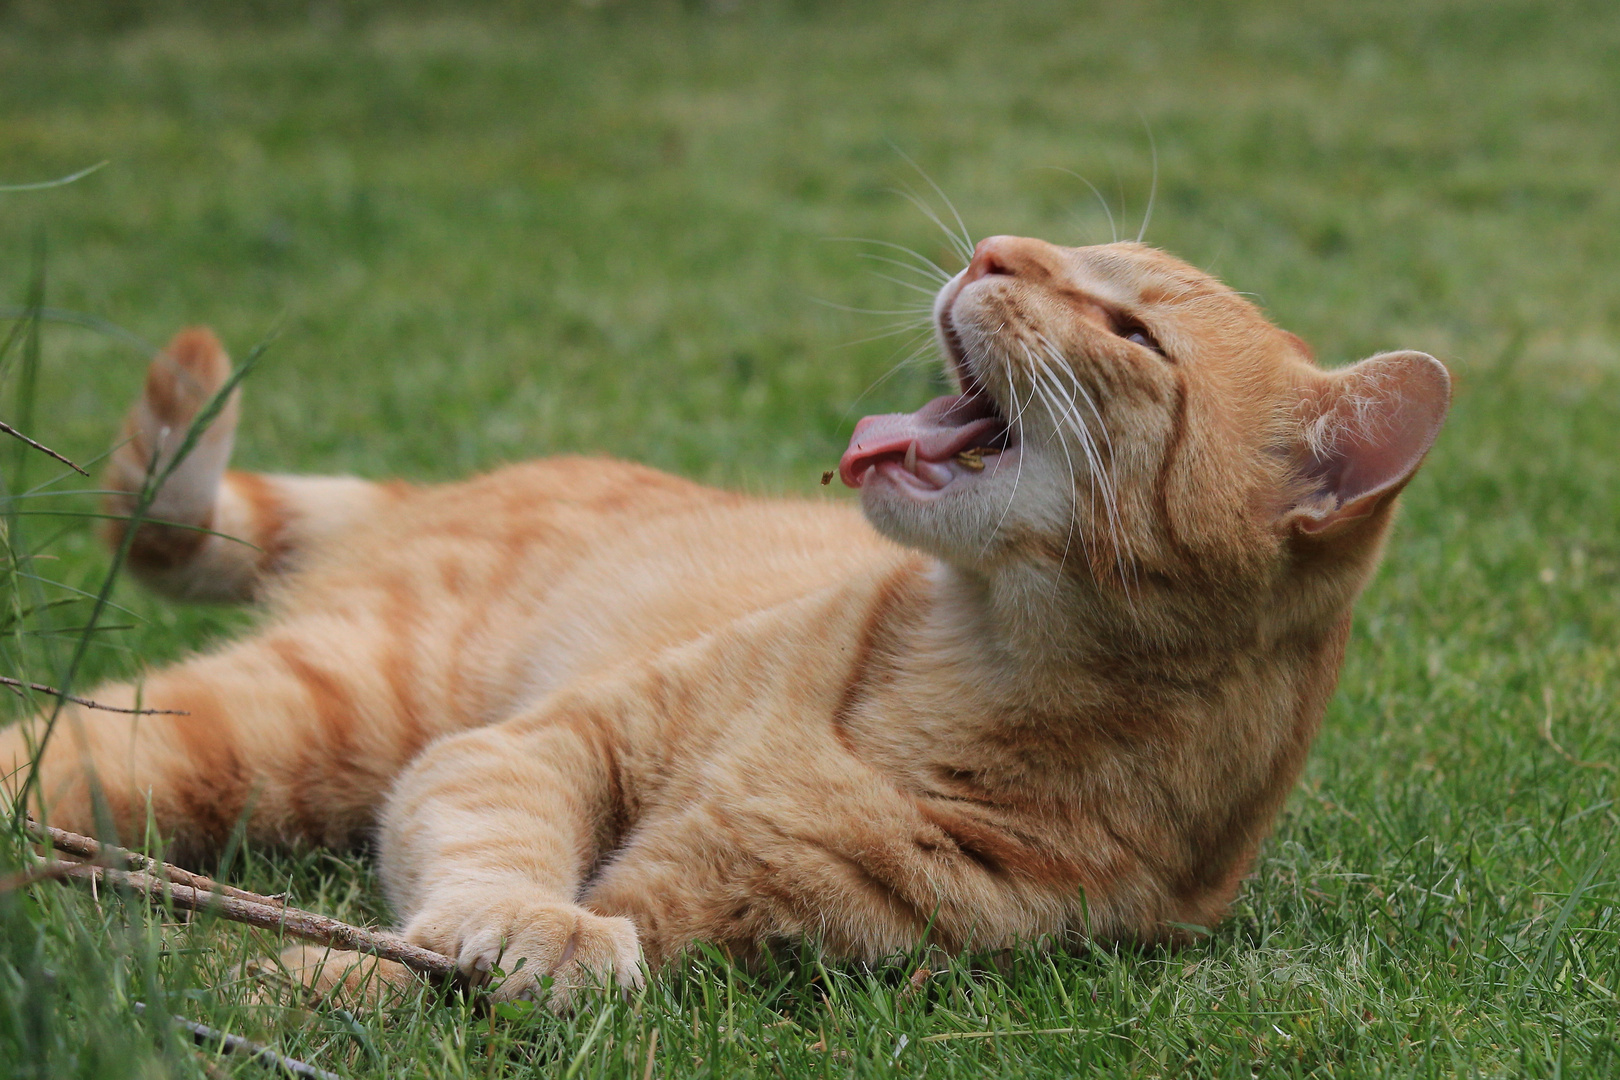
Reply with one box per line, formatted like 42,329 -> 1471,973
2,0 -> 1618,1076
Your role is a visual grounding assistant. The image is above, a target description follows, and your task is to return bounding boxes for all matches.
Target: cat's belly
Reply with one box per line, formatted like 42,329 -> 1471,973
510,508 -> 902,705
277,456 -> 906,724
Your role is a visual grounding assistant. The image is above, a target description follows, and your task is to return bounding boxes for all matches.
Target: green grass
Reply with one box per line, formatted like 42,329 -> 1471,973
2,1 -> 1618,1075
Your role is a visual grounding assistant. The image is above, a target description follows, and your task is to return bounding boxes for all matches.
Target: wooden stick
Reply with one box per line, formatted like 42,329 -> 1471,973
1,675 -> 189,715
0,418 -> 89,475
21,821 -> 459,984
26,820 -> 274,904
132,1002 -> 344,1080
32,858 -> 460,984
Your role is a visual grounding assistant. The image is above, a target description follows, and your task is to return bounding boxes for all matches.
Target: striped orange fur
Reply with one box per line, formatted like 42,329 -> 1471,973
0,238 -> 1449,1006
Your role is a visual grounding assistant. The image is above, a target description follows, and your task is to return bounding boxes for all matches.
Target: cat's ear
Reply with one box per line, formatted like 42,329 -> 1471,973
1281,350 -> 1451,538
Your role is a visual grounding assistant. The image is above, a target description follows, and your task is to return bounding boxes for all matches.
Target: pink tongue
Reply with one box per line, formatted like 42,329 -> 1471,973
839,393 -> 1005,489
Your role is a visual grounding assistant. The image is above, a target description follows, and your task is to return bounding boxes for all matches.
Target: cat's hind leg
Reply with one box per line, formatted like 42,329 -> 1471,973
105,327 -> 398,602
0,608 -> 458,861
249,944 -> 429,1011
0,331 -> 426,856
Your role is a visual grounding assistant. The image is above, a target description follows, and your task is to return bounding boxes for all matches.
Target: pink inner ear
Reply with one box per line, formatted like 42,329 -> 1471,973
1294,351 -> 1451,535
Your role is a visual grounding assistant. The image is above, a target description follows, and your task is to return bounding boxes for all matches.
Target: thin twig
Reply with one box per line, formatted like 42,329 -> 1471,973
0,859 -> 86,893
17,821 -> 459,984
0,418 -> 88,475
28,857 -> 460,983
132,1002 -> 344,1080
25,820 -> 276,905
0,675 -> 188,715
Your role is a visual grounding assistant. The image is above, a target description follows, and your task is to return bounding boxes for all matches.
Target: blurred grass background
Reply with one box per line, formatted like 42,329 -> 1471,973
1,1 -> 1617,1076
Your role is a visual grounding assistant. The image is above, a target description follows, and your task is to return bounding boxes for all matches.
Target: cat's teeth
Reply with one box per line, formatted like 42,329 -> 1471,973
954,447 -> 987,471
904,441 -> 918,474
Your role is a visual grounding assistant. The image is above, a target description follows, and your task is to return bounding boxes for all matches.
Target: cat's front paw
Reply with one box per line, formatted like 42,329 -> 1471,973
404,893 -> 643,1007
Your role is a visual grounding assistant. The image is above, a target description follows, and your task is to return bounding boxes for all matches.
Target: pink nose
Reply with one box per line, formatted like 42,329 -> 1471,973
960,235 -> 1053,285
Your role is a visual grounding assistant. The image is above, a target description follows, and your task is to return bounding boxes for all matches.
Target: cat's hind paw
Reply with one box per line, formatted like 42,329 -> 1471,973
246,942 -> 428,1011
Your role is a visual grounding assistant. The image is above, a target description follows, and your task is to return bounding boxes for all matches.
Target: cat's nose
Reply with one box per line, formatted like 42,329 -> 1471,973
961,235 -> 1057,285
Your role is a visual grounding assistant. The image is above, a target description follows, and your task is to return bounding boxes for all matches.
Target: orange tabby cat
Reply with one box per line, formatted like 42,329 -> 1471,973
1,237 -> 1450,1005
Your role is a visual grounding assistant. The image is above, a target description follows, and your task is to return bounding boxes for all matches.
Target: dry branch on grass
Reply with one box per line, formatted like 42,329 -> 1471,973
16,820 -> 459,985
21,820 -> 279,904
0,675 -> 190,715
0,418 -> 88,475
132,1002 -> 342,1080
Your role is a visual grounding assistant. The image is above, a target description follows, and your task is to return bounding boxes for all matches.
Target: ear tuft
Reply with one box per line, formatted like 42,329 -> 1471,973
1284,350 -> 1450,537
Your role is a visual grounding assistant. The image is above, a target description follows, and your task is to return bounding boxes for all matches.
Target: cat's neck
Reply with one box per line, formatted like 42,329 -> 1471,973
869,554 -> 1345,829
853,551 -> 1344,757
918,559 -> 1190,710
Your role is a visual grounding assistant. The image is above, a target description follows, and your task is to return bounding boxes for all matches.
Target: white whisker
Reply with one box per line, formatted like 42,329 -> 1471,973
834,319 -> 937,350
1111,161 -> 1129,248
1034,338 -> 1137,600
1023,347 -> 1087,589
808,297 -> 935,317
839,330 -> 942,422
1041,337 -> 1118,464
890,143 -> 976,263
889,186 -> 975,264
864,270 -> 944,298
939,320 -> 1003,414
1137,121 -> 1158,243
1201,233 -> 1232,278
1038,167 -> 1117,244
982,364 -> 1033,557
855,252 -> 952,285
1030,356 -> 1108,568
824,237 -> 954,282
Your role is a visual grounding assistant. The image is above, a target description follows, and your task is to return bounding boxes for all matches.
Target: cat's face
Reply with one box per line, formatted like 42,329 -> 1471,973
842,237 -> 1449,616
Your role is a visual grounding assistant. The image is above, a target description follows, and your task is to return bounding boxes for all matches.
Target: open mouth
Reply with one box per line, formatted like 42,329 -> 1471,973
839,310 -> 1016,493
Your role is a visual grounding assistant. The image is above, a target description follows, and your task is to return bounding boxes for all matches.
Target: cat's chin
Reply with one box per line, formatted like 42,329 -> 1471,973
841,391 -> 1031,561
855,464 -> 1029,568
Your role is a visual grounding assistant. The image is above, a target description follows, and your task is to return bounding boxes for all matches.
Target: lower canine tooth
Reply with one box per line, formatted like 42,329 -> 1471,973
904,441 -> 918,473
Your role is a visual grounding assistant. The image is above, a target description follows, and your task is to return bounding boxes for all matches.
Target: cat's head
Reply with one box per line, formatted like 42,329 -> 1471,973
840,236 -> 1450,636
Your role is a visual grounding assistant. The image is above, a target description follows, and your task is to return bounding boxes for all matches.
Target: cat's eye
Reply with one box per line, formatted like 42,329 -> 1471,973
1119,323 -> 1169,360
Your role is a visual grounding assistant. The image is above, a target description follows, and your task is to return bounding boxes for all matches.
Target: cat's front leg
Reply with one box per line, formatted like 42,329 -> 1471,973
376,698 -> 644,1007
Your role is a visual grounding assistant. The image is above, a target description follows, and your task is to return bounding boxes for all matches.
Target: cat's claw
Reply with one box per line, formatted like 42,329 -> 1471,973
405,894 -> 643,1009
